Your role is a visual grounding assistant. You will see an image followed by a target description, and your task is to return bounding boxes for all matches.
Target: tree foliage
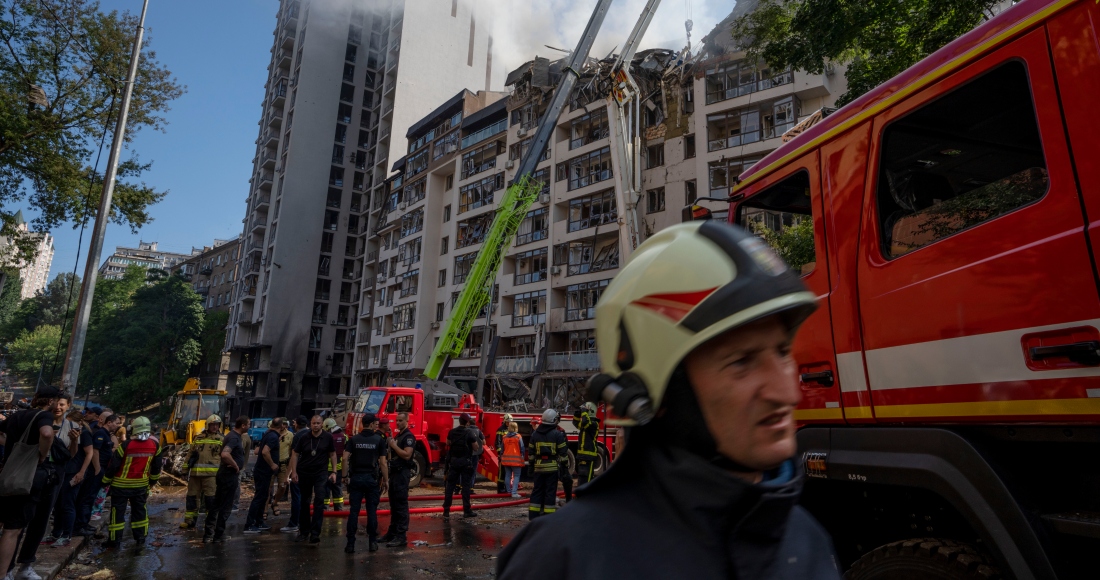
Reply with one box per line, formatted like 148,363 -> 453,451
0,270 -> 22,327
0,0 -> 185,264
0,271 -> 79,342
80,273 -> 203,412
197,309 -> 228,375
7,323 -> 63,384
730,0 -> 1003,105
752,218 -> 816,273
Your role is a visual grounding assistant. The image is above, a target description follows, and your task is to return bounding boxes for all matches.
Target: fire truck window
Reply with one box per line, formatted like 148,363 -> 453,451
738,169 -> 816,275
877,60 -> 1048,258
385,395 -> 414,413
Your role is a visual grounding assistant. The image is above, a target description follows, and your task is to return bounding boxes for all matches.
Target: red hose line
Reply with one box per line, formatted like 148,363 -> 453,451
320,491 -> 564,517
378,492 -> 516,503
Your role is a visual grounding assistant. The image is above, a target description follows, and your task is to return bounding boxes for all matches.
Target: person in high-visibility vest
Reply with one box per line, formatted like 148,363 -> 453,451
322,418 -> 346,510
102,416 -> 164,548
181,415 -> 223,529
500,421 -> 525,498
572,402 -> 600,485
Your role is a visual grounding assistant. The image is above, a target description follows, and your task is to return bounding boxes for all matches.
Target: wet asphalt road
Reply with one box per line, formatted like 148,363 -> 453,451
68,480 -> 532,580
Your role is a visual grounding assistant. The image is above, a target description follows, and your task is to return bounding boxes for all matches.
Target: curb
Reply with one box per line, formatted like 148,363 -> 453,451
30,514 -> 108,580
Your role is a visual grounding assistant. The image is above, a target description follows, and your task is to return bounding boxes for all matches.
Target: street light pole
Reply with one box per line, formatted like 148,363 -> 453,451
60,0 -> 151,394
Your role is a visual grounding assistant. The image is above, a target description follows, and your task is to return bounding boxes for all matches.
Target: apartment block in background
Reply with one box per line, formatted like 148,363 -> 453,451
0,211 -> 55,299
175,236 -> 241,389
225,0 -> 498,419
351,7 -> 847,409
98,241 -> 192,281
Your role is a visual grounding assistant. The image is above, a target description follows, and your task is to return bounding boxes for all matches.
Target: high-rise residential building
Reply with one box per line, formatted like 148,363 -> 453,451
350,8 -> 847,410
0,211 -> 55,299
98,241 -> 192,281
225,0 -> 499,419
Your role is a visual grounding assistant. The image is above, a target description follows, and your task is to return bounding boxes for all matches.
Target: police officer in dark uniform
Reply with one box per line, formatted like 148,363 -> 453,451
572,402 -> 600,485
442,413 -> 481,519
528,409 -> 567,519
341,413 -> 388,554
380,411 -> 416,547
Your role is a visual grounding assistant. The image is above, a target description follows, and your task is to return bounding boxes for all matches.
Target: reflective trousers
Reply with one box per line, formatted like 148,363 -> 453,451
529,471 -> 558,520
184,475 -> 216,524
576,456 -> 597,486
108,491 -> 149,543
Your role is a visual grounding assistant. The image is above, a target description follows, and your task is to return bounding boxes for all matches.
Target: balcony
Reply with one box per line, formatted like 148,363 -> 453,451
342,270 -> 360,281
335,317 -> 349,326
241,284 -> 257,299
257,171 -> 274,190
459,346 -> 482,359
334,342 -> 350,351
494,355 -> 537,374
199,265 -> 213,276
276,49 -> 291,70
339,294 -> 355,304
263,130 -> 278,148
195,286 -> 210,296
260,150 -> 276,169
271,78 -> 288,106
280,25 -> 296,49
250,218 -> 267,235
315,291 -> 330,301
318,264 -> 330,276
254,194 -> 271,211
267,110 -> 283,128
545,350 -> 600,372
237,310 -> 254,325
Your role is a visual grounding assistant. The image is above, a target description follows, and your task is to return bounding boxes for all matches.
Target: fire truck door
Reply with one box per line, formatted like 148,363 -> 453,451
856,30 -> 1100,422
735,151 -> 844,423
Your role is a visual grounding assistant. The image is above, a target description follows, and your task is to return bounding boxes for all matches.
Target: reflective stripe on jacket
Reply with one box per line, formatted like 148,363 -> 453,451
103,438 -> 164,489
528,424 -> 567,473
576,411 -> 600,457
189,435 -> 224,476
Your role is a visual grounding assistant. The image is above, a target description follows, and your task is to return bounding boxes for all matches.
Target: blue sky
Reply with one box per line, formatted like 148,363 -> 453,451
45,0 -> 275,281
42,0 -> 727,282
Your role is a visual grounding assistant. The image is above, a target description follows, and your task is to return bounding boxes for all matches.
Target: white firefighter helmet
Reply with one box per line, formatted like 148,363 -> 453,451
589,221 -> 817,422
323,417 -> 338,431
541,409 -> 560,425
206,414 -> 222,425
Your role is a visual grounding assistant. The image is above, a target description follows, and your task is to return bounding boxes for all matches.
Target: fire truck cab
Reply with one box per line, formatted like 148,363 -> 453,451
722,0 -> 1100,577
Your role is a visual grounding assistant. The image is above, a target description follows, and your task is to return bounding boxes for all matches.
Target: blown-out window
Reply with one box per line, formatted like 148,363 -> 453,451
876,61 -> 1048,258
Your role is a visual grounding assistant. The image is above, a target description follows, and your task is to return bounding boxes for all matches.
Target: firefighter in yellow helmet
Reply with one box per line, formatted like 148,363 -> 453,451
497,221 -> 841,579
181,415 -> 223,529
322,417 -> 346,510
571,402 -> 600,485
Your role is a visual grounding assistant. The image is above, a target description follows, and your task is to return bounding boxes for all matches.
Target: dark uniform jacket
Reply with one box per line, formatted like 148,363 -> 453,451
527,423 -> 567,473
497,441 -> 841,580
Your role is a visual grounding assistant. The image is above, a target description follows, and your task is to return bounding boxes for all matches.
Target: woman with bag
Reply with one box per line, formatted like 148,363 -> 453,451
0,386 -> 61,580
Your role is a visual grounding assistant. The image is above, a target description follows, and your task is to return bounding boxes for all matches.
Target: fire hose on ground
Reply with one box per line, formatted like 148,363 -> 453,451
319,491 -> 566,518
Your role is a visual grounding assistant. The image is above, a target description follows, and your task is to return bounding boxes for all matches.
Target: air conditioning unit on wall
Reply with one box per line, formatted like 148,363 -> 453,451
550,266 -> 561,275
430,321 -> 440,329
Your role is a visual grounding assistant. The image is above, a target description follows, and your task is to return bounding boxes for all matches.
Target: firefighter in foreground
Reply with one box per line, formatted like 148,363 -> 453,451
102,416 -> 163,548
528,409 -> 567,519
572,402 -> 600,485
180,415 -> 223,529
497,222 -> 840,579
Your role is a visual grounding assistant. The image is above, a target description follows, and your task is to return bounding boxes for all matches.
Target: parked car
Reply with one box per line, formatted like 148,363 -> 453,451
247,418 -> 271,443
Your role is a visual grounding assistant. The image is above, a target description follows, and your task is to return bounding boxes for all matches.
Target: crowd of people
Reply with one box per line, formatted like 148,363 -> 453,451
0,386 -> 131,580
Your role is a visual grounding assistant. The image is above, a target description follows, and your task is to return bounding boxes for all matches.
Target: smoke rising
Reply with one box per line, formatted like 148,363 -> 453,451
468,0 -> 731,85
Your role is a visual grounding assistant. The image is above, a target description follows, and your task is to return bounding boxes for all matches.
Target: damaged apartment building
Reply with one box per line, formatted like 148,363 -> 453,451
354,6 -> 847,411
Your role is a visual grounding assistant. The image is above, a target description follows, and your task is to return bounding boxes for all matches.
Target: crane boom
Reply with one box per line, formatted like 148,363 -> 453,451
607,0 -> 663,263
423,0 -> 616,380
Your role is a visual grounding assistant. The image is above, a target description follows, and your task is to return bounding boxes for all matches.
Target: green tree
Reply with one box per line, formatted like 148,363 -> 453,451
0,0 -> 185,264
0,271 -> 79,342
81,273 -> 202,411
730,0 -> 1002,105
751,218 -> 816,273
0,271 -> 23,328
197,309 -> 228,375
6,323 -> 64,384
88,263 -> 145,325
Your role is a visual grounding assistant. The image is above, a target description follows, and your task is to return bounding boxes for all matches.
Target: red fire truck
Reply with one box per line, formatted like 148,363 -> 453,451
344,379 -> 615,488
716,0 -> 1100,577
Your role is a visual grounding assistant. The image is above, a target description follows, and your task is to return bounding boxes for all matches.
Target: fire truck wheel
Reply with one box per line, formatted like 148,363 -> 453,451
845,538 -> 1000,580
593,444 -> 609,475
565,449 -> 576,475
409,451 -> 429,488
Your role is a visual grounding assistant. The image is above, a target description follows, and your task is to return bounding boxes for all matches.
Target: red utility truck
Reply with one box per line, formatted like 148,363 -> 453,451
721,0 -> 1100,577
344,380 -> 615,488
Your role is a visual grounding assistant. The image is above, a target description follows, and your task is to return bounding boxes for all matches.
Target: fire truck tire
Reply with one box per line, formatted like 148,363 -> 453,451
565,449 -> 576,474
409,451 -> 429,488
593,444 -> 609,475
845,538 -> 1001,580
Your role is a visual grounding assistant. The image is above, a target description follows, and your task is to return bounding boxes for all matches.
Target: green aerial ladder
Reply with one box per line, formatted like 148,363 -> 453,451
423,0 -> 615,381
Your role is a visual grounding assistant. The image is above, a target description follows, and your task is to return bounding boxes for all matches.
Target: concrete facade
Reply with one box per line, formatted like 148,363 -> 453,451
98,241 -> 191,281
225,0 -> 498,419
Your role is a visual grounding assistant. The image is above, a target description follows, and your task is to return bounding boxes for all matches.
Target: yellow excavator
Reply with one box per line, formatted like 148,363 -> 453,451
161,378 -> 227,475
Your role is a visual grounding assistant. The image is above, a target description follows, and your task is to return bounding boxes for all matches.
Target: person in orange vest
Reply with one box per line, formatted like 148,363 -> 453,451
500,421 -> 525,498
494,414 -> 513,493
101,416 -> 163,548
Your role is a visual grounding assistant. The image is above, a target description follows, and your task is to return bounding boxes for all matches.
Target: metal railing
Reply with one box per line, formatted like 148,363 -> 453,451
545,350 -> 600,371
494,355 -> 537,374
